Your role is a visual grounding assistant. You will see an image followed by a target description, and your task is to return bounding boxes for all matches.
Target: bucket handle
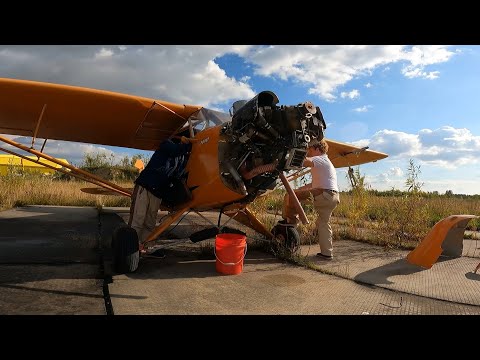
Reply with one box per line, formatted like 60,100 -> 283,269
214,242 -> 248,266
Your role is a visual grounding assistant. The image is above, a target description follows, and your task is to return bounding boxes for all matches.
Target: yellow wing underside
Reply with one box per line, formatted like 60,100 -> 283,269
326,138 -> 388,168
0,78 -> 202,150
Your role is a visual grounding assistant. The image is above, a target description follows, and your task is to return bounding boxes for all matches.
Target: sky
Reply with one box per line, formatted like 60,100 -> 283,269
0,45 -> 479,195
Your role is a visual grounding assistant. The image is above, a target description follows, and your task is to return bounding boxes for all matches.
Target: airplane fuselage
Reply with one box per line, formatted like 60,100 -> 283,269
186,125 -> 246,211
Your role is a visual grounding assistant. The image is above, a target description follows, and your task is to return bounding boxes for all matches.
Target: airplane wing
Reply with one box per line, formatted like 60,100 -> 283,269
326,138 -> 388,168
280,138 -> 388,185
0,78 -> 202,150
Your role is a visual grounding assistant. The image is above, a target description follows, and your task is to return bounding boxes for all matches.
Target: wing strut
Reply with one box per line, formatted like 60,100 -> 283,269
286,168 -> 311,183
31,104 -> 47,148
0,134 -> 132,197
333,146 -> 369,160
152,101 -> 187,121
348,167 -> 357,188
279,172 -> 309,225
330,145 -> 369,164
144,203 -> 193,243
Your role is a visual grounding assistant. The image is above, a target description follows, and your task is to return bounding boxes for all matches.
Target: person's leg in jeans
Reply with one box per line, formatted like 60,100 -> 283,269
140,191 -> 162,245
129,184 -> 148,243
313,192 -> 339,257
128,185 -> 161,244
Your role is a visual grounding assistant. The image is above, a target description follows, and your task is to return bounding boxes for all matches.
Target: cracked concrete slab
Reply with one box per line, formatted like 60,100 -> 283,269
0,206 -> 105,314
298,238 -> 480,306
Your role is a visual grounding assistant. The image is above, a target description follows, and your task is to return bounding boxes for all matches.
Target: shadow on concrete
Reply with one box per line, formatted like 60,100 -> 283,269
0,206 -> 103,297
0,282 -> 146,300
0,206 -> 100,264
120,250 -> 282,280
465,272 -> 480,281
354,258 -> 426,285
0,283 -> 105,299
100,209 -> 282,280
0,207 -> 150,311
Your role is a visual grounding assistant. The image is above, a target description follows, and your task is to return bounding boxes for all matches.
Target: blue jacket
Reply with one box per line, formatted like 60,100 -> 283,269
135,139 -> 192,199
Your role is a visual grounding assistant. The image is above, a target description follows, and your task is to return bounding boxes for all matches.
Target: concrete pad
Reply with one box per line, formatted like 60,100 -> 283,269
0,203 -> 476,315
109,249 -> 480,315
299,238 -> 480,306
0,206 -> 99,263
0,264 -> 104,314
0,206 -> 105,314
101,208 -> 480,314
463,238 -> 480,258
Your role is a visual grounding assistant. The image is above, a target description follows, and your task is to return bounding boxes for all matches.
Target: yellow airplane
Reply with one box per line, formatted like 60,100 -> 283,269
0,77 -> 390,273
0,154 -> 69,175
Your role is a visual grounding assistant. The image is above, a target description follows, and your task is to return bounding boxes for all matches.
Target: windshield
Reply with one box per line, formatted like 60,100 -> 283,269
180,107 -> 232,133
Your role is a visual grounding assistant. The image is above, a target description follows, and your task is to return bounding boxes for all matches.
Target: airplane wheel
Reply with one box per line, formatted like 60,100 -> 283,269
112,225 -> 139,274
271,221 -> 300,253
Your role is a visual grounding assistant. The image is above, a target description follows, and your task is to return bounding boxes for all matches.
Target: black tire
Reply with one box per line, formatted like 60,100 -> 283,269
271,222 -> 300,253
111,225 -> 139,274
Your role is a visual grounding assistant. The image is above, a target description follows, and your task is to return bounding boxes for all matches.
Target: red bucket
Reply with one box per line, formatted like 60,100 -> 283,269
215,233 -> 247,275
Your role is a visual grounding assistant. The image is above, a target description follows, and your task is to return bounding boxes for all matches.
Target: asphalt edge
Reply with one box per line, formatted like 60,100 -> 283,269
97,208 -> 124,316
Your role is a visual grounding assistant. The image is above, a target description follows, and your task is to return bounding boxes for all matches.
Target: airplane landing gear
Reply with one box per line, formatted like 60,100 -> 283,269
271,220 -> 300,254
112,225 -> 139,274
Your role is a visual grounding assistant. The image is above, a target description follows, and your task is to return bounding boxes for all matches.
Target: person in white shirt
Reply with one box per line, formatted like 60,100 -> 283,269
281,139 -> 340,259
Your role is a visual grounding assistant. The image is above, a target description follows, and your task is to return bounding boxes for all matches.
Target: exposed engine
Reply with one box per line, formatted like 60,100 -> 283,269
219,91 -> 326,202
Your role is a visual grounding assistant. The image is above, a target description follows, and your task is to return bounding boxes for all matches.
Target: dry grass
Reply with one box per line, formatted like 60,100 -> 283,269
1,171 -> 479,252
0,174 -> 131,211
248,186 -> 480,251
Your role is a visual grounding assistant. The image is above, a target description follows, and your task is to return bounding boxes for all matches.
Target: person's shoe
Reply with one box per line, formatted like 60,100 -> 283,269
316,252 -> 333,259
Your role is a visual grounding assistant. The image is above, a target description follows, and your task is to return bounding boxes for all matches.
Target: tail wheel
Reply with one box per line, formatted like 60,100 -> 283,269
271,222 -> 300,253
111,225 -> 139,274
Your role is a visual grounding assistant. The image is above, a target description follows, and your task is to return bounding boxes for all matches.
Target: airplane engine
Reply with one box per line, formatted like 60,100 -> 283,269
219,91 -> 326,201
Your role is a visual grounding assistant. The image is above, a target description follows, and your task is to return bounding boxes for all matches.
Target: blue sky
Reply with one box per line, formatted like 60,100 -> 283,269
1,45 -> 479,194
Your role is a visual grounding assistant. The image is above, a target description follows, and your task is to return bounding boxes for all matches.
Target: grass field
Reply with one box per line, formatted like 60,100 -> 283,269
248,187 -> 480,250
1,166 -> 478,250
0,174 -> 131,211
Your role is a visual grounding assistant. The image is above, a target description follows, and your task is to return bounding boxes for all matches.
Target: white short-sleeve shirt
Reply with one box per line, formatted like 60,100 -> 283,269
310,154 -> 339,191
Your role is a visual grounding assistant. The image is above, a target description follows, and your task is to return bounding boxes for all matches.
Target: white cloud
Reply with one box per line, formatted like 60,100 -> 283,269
340,89 -> 360,99
420,179 -> 479,195
353,105 -> 372,112
0,45 -> 457,105
399,45 -> 454,80
367,172 -> 403,188
94,48 -> 114,59
0,45 -> 255,108
365,82 -> 372,88
243,45 -> 456,101
353,126 -> 480,169
378,173 -> 390,182
388,167 -> 403,177
0,48 -> 34,62
402,67 -> 439,79
404,45 -> 454,67
359,169 -> 480,195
